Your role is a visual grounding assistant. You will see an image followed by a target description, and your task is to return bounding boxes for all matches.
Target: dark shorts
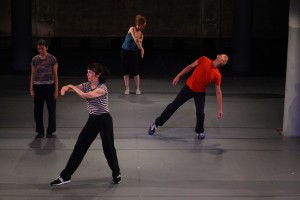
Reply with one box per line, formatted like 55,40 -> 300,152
121,49 -> 139,76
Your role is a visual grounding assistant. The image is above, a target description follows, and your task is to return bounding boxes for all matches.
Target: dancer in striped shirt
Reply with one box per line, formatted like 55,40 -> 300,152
50,63 -> 121,186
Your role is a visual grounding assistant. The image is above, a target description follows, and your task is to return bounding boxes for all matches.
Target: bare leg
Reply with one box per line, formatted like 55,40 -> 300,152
134,75 -> 141,94
123,75 -> 130,94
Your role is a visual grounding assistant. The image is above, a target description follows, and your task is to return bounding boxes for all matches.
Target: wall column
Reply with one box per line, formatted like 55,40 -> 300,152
283,0 -> 300,136
231,0 -> 252,73
11,0 -> 32,73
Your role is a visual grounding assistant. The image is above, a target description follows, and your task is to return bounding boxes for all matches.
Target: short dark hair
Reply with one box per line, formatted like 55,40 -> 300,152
37,39 -> 48,47
87,63 -> 110,83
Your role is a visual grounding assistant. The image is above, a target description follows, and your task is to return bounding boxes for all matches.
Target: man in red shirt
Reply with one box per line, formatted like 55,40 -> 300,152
148,54 -> 229,140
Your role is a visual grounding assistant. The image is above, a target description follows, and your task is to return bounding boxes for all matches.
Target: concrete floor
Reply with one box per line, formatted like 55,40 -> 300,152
1,75 -> 300,200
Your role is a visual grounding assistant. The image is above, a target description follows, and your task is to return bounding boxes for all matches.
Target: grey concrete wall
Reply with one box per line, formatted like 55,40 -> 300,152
283,0 -> 300,137
0,0 -> 289,76
32,0 -> 233,38
0,0 -> 287,38
0,0 -> 11,36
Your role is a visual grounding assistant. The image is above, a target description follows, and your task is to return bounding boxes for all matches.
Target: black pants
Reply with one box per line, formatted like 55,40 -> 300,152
60,113 -> 120,180
155,85 -> 206,133
121,49 -> 139,76
33,84 -> 56,134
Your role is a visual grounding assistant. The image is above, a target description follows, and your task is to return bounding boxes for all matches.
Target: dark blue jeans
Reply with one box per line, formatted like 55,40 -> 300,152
33,84 -> 56,134
155,85 -> 206,133
61,113 -> 120,180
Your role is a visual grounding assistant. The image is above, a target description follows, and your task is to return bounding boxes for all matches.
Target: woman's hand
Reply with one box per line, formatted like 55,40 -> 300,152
140,47 -> 144,58
61,86 -> 69,96
54,91 -> 59,99
30,90 -> 35,99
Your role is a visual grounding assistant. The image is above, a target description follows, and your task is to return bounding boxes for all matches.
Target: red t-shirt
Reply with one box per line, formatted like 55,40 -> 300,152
186,56 -> 221,92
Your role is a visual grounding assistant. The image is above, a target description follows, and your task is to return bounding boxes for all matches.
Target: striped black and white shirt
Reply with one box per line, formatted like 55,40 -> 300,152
82,82 -> 109,115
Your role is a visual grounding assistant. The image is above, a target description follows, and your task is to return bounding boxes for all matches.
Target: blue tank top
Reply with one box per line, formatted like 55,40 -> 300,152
122,33 -> 138,51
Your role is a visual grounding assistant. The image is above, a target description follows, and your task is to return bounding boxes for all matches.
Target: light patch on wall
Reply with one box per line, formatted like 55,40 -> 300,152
289,0 -> 300,28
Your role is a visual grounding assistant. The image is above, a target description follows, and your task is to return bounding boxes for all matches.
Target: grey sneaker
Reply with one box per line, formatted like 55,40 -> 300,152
148,123 -> 157,135
196,133 -> 205,140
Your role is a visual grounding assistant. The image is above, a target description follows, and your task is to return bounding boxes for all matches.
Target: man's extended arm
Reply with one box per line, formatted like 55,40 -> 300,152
215,85 -> 223,119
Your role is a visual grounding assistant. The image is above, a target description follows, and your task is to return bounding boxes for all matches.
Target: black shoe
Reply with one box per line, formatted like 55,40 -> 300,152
35,133 -> 44,138
148,123 -> 157,135
50,176 -> 71,186
196,133 -> 205,140
46,134 -> 56,138
113,174 -> 121,184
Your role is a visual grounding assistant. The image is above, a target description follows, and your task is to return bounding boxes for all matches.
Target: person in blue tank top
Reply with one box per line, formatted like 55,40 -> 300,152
121,14 -> 147,95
